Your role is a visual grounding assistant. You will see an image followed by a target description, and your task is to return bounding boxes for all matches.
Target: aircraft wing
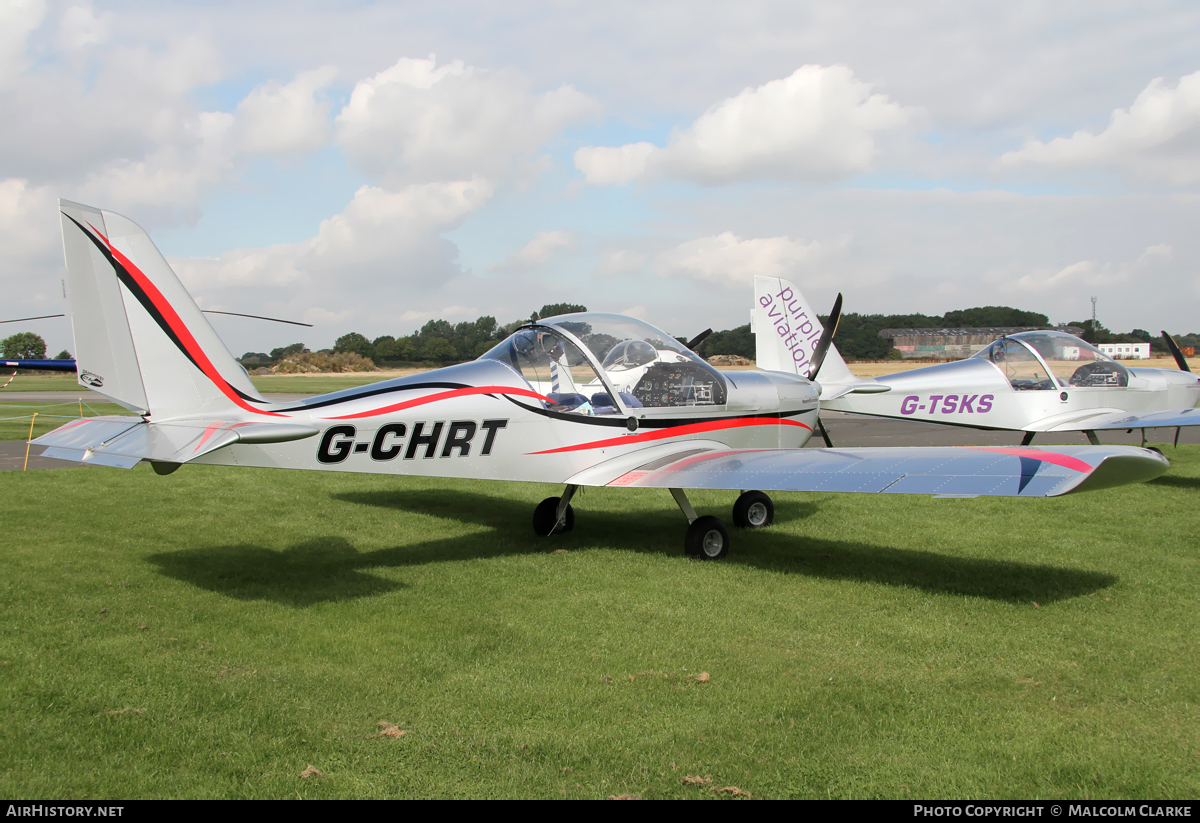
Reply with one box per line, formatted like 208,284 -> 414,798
32,416 -> 319,468
1049,408 -> 1200,432
602,444 -> 1168,497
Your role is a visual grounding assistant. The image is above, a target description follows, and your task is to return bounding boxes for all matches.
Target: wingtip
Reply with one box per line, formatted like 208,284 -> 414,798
1058,448 -> 1170,495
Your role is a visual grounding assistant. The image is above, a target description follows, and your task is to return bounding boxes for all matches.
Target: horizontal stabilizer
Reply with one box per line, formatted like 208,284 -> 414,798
818,381 -> 891,400
603,444 -> 1168,497
33,416 -> 319,468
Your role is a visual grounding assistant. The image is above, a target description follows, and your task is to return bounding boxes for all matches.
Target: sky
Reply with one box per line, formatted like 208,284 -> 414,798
3,0 -> 1200,357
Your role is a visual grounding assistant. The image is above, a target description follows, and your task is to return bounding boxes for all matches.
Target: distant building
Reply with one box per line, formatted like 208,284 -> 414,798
879,326 -> 1085,360
1097,342 -> 1150,360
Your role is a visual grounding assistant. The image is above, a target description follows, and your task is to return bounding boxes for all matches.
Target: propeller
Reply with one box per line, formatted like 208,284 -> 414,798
1161,330 -> 1192,373
685,328 -> 713,351
1,311 -> 312,327
0,314 -> 65,324
806,293 -> 843,381
201,310 -> 313,327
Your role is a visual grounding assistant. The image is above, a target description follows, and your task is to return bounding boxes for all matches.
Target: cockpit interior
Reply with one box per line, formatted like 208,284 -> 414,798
480,313 -> 728,415
974,331 -> 1130,391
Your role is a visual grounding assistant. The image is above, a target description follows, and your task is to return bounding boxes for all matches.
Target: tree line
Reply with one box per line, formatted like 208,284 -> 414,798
0,331 -> 70,360
693,306 -> 1190,361
4,301 -> 1193,369
238,303 -> 588,367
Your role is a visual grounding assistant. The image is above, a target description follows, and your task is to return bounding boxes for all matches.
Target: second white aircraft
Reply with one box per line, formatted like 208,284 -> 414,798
752,276 -> 1200,446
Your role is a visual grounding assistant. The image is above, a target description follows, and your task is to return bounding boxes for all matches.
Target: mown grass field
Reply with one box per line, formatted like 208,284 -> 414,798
1,443 -> 1196,799
0,374 -> 88,391
0,401 -> 129,441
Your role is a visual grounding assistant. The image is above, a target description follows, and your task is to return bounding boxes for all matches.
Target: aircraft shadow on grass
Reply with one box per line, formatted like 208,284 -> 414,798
1146,474 -> 1200,491
147,487 -> 1116,607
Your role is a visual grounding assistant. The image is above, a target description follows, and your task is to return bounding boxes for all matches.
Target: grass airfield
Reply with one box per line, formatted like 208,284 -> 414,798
1,445 -> 1197,799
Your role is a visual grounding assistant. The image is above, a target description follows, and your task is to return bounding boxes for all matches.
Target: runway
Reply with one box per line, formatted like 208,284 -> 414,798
3,407 -> 1194,472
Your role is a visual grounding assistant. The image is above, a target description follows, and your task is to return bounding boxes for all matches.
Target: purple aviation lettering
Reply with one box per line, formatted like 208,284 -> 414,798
901,395 -> 994,416
759,285 -> 825,368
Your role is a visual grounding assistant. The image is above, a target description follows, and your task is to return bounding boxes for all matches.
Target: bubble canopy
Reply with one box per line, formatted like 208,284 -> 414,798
972,331 -> 1130,390
479,313 -> 727,413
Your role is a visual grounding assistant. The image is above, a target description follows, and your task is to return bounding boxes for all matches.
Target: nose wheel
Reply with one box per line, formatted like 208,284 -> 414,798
533,484 -> 577,536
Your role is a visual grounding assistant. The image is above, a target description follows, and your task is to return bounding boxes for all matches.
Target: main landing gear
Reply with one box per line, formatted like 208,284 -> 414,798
531,485 -> 775,560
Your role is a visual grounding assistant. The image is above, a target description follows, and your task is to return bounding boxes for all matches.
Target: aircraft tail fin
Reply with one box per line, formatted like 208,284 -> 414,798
59,200 -> 267,418
751,275 -> 856,385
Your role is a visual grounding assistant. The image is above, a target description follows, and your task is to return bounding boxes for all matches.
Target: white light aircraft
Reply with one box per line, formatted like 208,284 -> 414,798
753,276 -> 1200,447
34,201 -> 1171,560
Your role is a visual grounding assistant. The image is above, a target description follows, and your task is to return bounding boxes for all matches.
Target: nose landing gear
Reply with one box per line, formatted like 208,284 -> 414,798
532,484 -> 577,536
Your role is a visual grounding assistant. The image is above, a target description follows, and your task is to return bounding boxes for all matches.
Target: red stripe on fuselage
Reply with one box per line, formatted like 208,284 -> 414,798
966,446 -> 1093,474
86,223 -> 282,418
326,385 -> 555,420
529,417 -> 811,455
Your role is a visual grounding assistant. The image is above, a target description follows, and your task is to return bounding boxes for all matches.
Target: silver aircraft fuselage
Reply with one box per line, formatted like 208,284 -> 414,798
823,356 -> 1200,433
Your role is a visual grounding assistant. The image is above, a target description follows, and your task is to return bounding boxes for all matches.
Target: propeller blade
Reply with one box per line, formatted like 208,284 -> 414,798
685,328 -> 713,351
0,314 -> 65,323
1161,331 -> 1191,372
806,293 -> 843,381
1,310 -> 312,328
202,310 -> 313,327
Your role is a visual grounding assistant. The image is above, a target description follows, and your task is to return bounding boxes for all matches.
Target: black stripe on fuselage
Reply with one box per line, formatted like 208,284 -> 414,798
502,394 -> 811,428
268,382 -> 473,413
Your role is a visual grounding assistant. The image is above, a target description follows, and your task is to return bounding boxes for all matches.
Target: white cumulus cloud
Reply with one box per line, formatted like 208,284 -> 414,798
491,230 -> 573,272
595,249 -> 647,277
234,67 -> 338,155
336,55 -> 601,187
656,231 -> 822,285
576,65 -> 915,186
0,0 -> 45,88
57,4 -> 109,52
574,142 -> 655,186
168,177 -> 495,343
1000,71 -> 1200,185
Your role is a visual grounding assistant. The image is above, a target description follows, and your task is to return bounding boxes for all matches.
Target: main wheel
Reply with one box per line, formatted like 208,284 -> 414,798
533,497 -> 575,536
732,490 -> 774,529
685,515 -> 729,560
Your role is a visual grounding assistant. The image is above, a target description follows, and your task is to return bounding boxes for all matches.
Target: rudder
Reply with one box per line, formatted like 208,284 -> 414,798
59,199 -> 267,418
751,275 -> 854,384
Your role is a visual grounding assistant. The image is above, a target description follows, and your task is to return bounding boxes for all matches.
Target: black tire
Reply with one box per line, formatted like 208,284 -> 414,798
732,490 -> 774,529
533,497 -> 574,536
685,515 -> 729,560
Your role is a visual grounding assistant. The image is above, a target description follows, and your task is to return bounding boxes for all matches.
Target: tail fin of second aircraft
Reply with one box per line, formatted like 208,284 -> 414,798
751,275 -> 856,385
59,199 -> 267,418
